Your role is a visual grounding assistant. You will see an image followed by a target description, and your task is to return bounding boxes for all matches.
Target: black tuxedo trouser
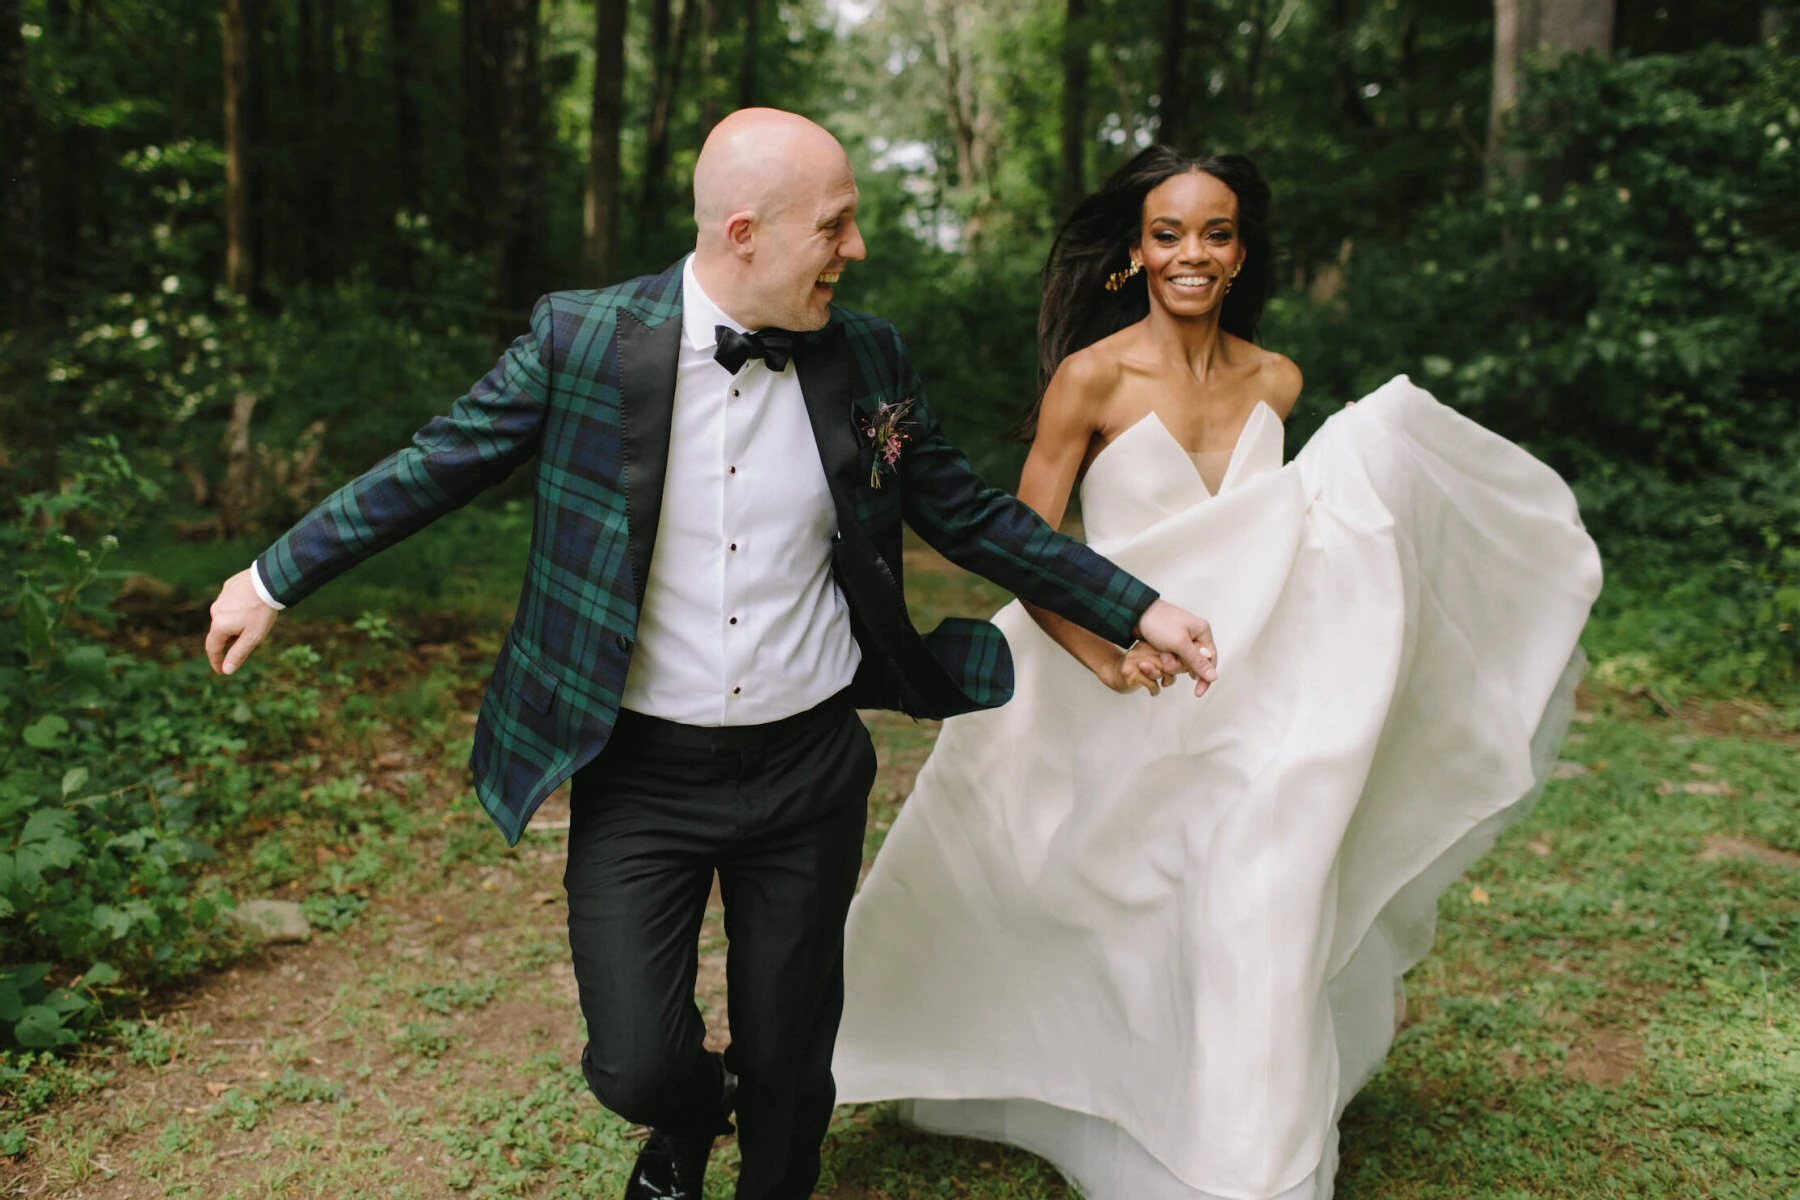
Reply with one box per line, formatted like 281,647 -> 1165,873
563,688 -> 875,1200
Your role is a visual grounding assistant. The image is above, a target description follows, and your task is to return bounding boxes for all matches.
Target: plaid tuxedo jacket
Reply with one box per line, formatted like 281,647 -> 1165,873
256,261 -> 1159,844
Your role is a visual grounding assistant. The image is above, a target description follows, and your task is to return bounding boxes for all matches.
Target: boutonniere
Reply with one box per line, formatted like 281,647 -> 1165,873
856,396 -> 916,489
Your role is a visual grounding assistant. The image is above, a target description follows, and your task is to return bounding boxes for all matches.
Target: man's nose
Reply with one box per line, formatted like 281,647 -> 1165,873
841,221 -> 868,261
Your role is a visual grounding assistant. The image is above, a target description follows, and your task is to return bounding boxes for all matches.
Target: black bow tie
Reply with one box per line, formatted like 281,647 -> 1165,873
713,326 -> 795,375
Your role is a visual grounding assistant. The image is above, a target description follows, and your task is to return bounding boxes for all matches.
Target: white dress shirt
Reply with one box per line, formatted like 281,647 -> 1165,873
616,256 -> 860,725
253,256 -> 862,726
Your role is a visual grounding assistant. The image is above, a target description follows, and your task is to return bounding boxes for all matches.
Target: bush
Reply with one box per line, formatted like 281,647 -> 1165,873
1268,45 -> 1800,693
0,441 -> 325,1050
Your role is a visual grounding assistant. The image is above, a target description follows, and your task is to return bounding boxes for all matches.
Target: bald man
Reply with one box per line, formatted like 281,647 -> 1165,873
204,109 -> 1218,1200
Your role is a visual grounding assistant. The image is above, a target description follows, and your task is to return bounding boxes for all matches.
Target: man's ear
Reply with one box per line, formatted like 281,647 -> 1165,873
725,211 -> 756,261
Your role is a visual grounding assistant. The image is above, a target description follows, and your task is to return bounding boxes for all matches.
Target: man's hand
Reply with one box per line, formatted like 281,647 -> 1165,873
1100,641 -> 1184,696
1133,599 -> 1219,697
206,569 -> 280,675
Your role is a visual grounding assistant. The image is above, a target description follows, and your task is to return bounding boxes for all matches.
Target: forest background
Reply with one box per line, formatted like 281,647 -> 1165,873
0,0 -> 1797,1172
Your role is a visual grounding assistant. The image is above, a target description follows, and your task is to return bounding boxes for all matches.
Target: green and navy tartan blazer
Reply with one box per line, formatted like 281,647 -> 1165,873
256,261 -> 1159,844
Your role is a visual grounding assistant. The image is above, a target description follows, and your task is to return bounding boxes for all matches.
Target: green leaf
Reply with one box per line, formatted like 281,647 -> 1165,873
91,905 -> 132,940
0,1124 -> 25,1155
62,645 -> 109,681
19,808 -> 76,845
44,987 -> 91,1016
13,1004 -> 76,1048
21,715 -> 69,750
60,767 -> 90,797
80,962 -> 119,988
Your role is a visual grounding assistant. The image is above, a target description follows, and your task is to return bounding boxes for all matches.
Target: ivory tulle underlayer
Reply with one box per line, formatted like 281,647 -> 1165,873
832,377 -> 1602,1200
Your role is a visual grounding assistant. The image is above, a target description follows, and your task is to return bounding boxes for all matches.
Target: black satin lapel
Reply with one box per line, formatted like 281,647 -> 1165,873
795,328 -> 860,504
619,312 -> 682,608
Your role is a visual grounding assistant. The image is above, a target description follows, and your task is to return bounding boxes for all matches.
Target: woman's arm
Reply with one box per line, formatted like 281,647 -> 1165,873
1016,356 -> 1177,695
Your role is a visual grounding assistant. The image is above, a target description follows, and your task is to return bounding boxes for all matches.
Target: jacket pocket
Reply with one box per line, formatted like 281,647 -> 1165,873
504,634 -> 560,716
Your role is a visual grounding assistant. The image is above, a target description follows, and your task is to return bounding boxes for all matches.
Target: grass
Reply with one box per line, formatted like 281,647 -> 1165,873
4,532 -> 1799,1198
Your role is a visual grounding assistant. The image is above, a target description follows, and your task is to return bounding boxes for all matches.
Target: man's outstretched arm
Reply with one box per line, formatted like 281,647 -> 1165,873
204,297 -> 556,674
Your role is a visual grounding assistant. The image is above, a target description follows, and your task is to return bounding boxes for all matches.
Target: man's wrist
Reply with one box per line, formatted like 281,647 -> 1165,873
249,561 -> 286,611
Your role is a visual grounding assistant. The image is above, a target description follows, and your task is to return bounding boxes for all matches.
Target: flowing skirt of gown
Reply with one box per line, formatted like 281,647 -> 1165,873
831,376 -> 1604,1200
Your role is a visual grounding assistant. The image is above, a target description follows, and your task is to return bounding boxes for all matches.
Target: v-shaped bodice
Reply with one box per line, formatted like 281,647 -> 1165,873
1078,402 -> 1285,549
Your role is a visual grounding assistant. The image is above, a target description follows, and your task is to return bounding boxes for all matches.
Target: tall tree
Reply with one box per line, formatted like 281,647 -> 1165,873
1489,0 -> 1615,175
297,0 -> 338,284
222,0 -> 258,296
584,0 -> 627,280
462,0 -> 499,253
1159,0 -> 1187,149
738,0 -> 760,109
1331,0 -> 1373,127
389,0 -> 422,219
641,0 -> 696,221
489,0 -> 544,328
1061,0 -> 1088,213
0,0 -> 41,327
698,0 -> 720,137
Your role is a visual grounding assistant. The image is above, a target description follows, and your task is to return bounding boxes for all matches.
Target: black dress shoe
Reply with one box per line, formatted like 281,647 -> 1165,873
623,1130 -> 713,1200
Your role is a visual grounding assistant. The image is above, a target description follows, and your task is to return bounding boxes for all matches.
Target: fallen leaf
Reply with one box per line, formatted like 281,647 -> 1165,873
1684,781 -> 1734,797
1656,780 -> 1676,796
1469,886 -> 1490,905
1688,762 -> 1715,776
1552,761 -> 1588,780
531,892 -> 559,906
204,1082 -> 237,1096
1529,840 -> 1552,858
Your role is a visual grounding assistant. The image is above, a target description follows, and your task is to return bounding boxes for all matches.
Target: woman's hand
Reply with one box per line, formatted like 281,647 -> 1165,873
1100,641 -> 1183,696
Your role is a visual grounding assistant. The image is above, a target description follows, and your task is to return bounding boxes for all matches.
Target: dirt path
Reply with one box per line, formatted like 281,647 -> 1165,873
3,705 -> 953,1200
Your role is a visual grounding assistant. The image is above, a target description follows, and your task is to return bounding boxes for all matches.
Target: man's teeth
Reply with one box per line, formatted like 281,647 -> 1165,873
817,271 -> 841,285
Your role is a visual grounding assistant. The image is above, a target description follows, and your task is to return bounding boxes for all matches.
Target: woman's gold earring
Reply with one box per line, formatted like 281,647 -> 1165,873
1105,260 -> 1142,293
1224,261 -> 1243,295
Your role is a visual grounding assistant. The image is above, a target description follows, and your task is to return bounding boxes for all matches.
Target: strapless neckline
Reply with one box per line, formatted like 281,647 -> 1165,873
1089,402 -> 1277,491
1077,403 -> 1284,550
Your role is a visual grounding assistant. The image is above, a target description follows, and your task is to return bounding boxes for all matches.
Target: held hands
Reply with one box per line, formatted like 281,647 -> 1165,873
1101,642 -> 1184,696
205,569 -> 280,675
1131,598 -> 1219,697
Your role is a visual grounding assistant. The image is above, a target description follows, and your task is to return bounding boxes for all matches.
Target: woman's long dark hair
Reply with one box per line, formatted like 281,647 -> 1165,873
1017,147 -> 1273,439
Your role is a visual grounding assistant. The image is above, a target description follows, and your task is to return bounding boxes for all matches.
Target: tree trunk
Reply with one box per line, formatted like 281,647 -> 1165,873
1,0 -> 43,328
490,0 -> 543,334
699,0 -> 719,137
1241,0 -> 1270,117
1489,0 -> 1614,175
297,0 -> 337,284
1331,0 -> 1372,127
222,0 -> 257,296
641,0 -> 696,221
737,0 -> 759,109
1158,0 -> 1186,148
462,0 -> 499,254
389,0 -> 422,217
584,0 -> 627,280
1061,0 -> 1088,213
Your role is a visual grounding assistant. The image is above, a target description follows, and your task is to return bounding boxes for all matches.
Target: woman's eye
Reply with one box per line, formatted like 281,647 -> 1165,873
1154,232 -> 1178,244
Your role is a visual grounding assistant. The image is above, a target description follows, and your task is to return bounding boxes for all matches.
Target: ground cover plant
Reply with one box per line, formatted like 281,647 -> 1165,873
3,542 -> 1796,1198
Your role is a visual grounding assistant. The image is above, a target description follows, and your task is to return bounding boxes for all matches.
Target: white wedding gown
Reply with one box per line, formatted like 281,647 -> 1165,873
832,376 -> 1603,1200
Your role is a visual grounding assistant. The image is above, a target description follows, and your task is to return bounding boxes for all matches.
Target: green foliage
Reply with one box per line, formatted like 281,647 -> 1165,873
0,443 -> 324,1050
1270,45 -> 1800,692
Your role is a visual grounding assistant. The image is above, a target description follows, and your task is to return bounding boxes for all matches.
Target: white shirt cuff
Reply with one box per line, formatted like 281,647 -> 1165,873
249,561 -> 286,611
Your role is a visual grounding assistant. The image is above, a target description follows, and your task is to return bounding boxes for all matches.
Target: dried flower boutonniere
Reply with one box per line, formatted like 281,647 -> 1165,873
857,396 -> 916,489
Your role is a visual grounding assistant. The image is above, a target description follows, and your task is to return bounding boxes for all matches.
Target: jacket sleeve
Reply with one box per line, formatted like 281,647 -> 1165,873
254,296 -> 556,608
889,330 -> 1157,648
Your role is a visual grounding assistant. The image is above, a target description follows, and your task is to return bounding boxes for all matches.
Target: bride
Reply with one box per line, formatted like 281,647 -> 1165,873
831,147 -> 1603,1199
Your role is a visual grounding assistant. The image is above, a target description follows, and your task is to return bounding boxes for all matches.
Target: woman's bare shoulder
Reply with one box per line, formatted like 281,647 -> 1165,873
1045,337 -> 1131,420
1249,346 -> 1304,419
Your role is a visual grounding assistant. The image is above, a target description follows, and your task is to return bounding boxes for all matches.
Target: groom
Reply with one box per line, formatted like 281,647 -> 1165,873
205,109 -> 1216,1200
